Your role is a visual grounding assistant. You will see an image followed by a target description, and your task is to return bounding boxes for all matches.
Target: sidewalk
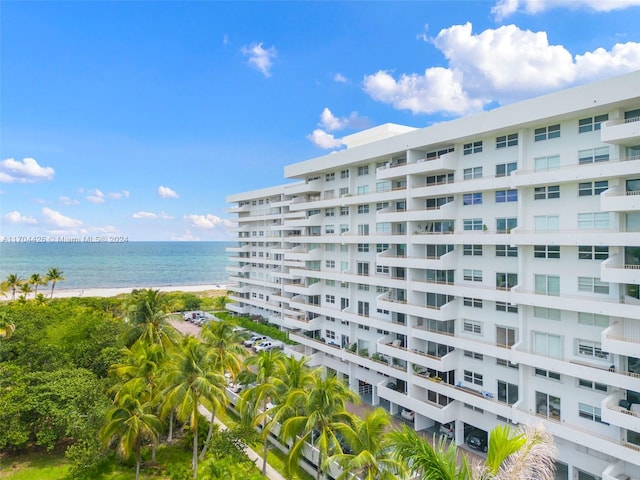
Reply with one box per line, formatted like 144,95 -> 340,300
197,405 -> 287,480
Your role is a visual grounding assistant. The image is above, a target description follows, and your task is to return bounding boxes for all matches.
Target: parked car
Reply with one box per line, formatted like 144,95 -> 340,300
400,408 -> 415,421
253,340 -> 283,352
439,422 -> 454,440
466,429 -> 488,452
227,382 -> 243,393
243,335 -> 268,347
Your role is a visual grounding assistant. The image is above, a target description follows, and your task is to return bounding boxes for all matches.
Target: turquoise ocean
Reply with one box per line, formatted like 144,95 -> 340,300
0,241 -> 232,291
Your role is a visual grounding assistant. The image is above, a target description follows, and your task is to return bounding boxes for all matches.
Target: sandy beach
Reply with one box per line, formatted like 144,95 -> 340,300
43,284 -> 228,299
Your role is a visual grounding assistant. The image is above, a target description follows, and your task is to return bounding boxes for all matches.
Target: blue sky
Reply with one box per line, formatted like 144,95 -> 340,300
2,0 -> 640,241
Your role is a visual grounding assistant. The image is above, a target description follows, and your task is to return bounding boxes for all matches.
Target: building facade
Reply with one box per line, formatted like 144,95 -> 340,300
226,70 -> 640,480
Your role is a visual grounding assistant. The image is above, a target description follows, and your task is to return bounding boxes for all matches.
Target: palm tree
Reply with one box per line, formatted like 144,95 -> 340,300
160,336 -> 227,478
211,294 -> 230,312
330,408 -> 409,480
29,273 -> 47,297
0,312 -> 16,341
279,371 -> 359,480
45,267 -> 65,298
34,293 -> 47,306
100,385 -> 163,480
5,274 -> 22,300
124,289 -> 180,348
388,423 -> 557,480
19,282 -> 32,299
239,349 -> 287,475
199,319 -> 246,460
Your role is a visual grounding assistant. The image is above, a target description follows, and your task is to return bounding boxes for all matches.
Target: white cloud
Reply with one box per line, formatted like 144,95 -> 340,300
0,158 -> 55,184
333,73 -> 349,83
86,189 -> 105,204
363,22 -> 640,115
492,0 -> 640,20
42,207 -> 82,229
2,211 -> 37,224
171,230 -> 200,241
241,42 -> 277,77
132,211 -> 157,219
157,185 -> 179,199
306,129 -> 345,149
59,196 -> 80,206
319,108 -> 368,132
108,190 -> 130,200
184,213 -> 233,230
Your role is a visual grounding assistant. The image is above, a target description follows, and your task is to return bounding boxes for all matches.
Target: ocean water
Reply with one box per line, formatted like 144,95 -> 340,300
0,241 -> 232,290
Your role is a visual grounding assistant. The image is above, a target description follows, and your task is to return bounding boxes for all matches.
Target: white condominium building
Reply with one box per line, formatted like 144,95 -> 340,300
226,70 -> 640,480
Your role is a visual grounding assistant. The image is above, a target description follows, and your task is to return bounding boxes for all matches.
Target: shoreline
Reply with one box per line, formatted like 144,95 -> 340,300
22,284 -> 229,299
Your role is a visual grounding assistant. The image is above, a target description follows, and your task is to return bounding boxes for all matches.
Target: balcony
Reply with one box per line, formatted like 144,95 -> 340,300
376,382 -> 458,426
377,293 -> 457,321
601,391 -> 640,433
376,152 -> 456,179
602,318 -> 640,357
376,201 -> 457,223
601,256 -> 640,284
601,188 -> 640,212
601,116 -> 640,145
510,226 -> 639,247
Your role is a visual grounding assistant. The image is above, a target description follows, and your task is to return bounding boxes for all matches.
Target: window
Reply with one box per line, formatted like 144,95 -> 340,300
534,215 -> 559,231
357,283 -> 369,291
376,243 -> 389,252
498,381 -> 518,405
496,133 -> 518,149
340,206 -> 349,216
356,262 -> 369,276
357,301 -> 370,317
496,162 -> 517,177
326,330 -> 336,340
535,274 -> 560,296
576,339 -> 609,360
495,189 -> 518,202
463,218 -> 483,231
376,202 -> 389,211
325,172 -> 335,181
463,297 -> 483,308
496,302 -> 518,313
578,276 -> 609,294
496,272 -> 517,290
340,169 -> 349,179
578,181 -> 608,196
536,391 -> 561,419
496,245 -> 517,257
376,223 -> 390,234
578,378 -> 608,392
426,173 -> 454,186
463,192 -> 483,205
463,319 -> 482,335
578,312 -> 609,327
579,403 -> 604,423
578,212 -> 609,229
339,187 -> 349,196
496,217 -> 517,233
325,279 -> 335,286
463,269 -> 482,282
376,265 -> 389,274
578,114 -> 608,133
463,166 -> 483,179
357,204 -> 369,214
358,224 -> 370,235
356,185 -> 369,195
497,358 -> 519,369
357,165 -> 369,176
534,124 -> 560,141
533,332 -> 563,358
535,368 -> 561,380
464,370 -> 483,386
534,185 -> 560,200
578,245 -> 609,260
340,224 -> 349,233
357,243 -> 369,252
463,244 -> 483,256
464,350 -> 484,360
463,141 -> 483,155
496,326 -> 516,347
325,260 -> 335,268
534,245 -> 560,259
534,155 -> 560,171
325,225 -> 335,234
534,306 -> 561,321
325,294 -> 335,304
578,147 -> 609,164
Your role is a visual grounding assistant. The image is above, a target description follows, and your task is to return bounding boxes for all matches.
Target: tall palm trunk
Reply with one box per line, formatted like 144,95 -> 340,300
199,410 -> 216,460
167,409 -> 174,442
192,421 -> 198,478
262,414 -> 269,476
135,441 -> 141,480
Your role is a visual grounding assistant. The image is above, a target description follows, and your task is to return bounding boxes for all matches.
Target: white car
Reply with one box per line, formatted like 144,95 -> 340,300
244,335 -> 268,347
439,423 -> 454,440
400,409 -> 415,421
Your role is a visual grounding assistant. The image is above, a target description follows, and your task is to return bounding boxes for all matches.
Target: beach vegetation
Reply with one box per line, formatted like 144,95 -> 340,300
4,273 -> 23,300
45,267 -> 65,298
